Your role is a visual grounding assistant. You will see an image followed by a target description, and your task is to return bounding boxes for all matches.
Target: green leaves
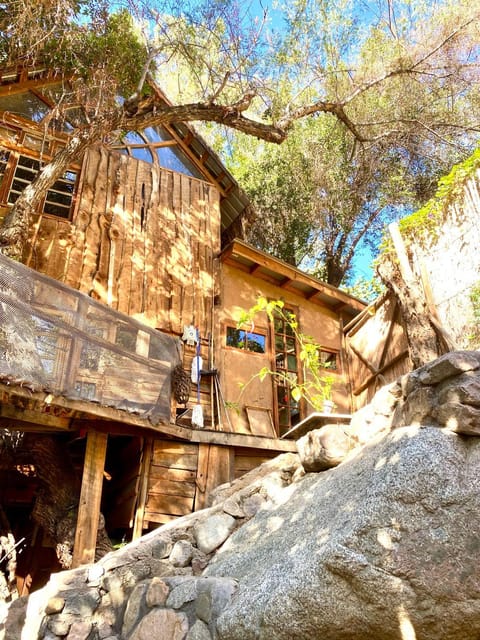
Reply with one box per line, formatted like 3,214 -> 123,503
237,298 -> 337,411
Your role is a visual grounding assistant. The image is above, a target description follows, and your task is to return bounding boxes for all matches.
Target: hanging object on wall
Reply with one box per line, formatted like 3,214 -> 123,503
192,329 -> 204,429
182,325 -> 198,346
172,364 -> 191,405
191,352 -> 203,384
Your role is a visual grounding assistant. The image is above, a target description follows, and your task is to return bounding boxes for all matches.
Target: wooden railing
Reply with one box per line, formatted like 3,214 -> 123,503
0,253 -> 179,424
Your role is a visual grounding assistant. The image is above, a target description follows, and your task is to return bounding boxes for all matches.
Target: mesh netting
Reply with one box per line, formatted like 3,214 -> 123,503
0,253 -> 180,423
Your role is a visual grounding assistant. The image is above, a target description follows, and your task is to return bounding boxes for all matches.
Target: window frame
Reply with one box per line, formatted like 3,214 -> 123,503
0,148 -> 79,221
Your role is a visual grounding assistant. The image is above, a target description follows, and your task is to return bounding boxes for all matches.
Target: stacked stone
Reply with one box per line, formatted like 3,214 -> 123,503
4,454 -> 301,640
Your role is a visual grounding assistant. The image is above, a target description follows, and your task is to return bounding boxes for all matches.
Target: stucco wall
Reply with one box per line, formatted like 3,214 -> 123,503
216,264 -> 350,436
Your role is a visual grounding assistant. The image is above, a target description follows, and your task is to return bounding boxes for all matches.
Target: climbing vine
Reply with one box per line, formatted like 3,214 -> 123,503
468,281 -> 480,348
381,148 -> 480,252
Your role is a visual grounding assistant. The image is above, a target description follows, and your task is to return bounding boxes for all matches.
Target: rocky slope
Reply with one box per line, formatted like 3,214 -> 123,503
2,350 -> 480,640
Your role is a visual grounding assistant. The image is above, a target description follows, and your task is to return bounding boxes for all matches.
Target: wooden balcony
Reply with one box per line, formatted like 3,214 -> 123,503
0,252 -> 179,428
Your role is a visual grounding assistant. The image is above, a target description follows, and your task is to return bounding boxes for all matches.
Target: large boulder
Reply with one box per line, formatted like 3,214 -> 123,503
207,425 -> 480,640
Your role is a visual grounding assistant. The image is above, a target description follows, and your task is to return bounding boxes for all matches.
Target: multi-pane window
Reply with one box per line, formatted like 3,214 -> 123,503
273,309 -> 300,436
7,154 -> 77,219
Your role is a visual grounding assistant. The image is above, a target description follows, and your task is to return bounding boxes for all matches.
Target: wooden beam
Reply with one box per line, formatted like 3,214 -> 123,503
72,430 -> 108,568
132,438 -> 153,540
222,240 -> 366,313
0,403 -> 72,430
352,350 -> 409,396
190,428 -> 297,451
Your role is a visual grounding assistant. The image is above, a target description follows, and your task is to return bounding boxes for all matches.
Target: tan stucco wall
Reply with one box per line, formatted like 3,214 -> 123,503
215,264 -> 351,435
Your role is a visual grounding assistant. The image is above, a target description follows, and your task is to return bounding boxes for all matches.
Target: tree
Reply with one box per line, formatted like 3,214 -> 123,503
222,0 -> 480,285
0,0 -> 479,264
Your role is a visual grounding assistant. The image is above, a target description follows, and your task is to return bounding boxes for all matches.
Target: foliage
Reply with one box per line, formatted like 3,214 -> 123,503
468,281 -> 480,348
237,298 -> 337,410
345,275 -> 385,304
381,148 -> 480,254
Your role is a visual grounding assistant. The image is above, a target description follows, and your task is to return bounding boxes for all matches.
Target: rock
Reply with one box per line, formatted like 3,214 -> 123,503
241,493 -> 266,517
208,426 -> 480,640
66,620 -> 92,640
121,581 -> 149,638
169,540 -> 194,568
416,350 -> 480,385
128,608 -> 188,640
145,577 -> 169,608
87,565 -> 105,584
151,537 -> 173,560
166,578 -> 198,609
296,425 -> 352,472
432,402 -> 480,435
45,596 -> 65,615
193,514 -> 236,554
186,619 -> 212,640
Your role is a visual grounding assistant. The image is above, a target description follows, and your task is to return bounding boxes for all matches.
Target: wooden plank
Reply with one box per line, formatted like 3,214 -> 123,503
145,493 -> 194,516
133,438 -> 153,540
195,444 -> 233,511
148,466 -> 197,483
148,479 -> 196,498
72,430 -> 108,567
151,452 -> 198,470
144,511 -> 179,525
153,441 -> 199,455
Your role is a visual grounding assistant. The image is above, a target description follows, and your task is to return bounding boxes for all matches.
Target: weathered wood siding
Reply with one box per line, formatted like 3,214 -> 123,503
344,293 -> 411,411
144,441 -> 199,526
27,145 -> 221,337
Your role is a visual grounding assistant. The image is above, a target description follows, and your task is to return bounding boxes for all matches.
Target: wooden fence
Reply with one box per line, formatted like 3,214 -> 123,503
344,292 -> 412,412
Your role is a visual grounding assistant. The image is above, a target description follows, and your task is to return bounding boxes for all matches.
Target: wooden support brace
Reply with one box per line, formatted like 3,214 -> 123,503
72,430 -> 108,568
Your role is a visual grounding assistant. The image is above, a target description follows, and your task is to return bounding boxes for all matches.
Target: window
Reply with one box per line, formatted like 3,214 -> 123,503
226,326 -> 266,353
272,308 -> 301,436
320,349 -> 339,371
6,154 -> 77,219
0,150 -> 9,189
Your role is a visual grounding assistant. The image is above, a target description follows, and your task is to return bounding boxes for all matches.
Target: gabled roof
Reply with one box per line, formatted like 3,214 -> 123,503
221,239 -> 366,319
0,65 -> 252,239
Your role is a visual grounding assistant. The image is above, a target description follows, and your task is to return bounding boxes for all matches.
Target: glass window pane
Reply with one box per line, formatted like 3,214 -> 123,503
144,126 -> 173,143
0,91 -> 50,122
226,327 -> 265,353
156,145 -> 203,179
131,146 -> 154,163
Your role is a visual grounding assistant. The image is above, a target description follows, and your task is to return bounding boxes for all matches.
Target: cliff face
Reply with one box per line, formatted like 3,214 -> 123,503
3,351 -> 480,640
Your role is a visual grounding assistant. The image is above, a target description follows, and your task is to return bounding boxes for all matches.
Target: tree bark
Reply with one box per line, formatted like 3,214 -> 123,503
376,254 -> 446,369
0,432 -> 112,570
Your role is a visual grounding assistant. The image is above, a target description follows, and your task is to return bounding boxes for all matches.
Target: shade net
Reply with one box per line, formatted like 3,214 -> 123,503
0,253 -> 179,424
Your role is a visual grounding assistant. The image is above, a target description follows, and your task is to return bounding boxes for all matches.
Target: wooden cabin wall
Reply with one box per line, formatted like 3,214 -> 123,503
215,264 -> 351,436
140,439 -> 234,529
344,293 -> 411,411
26,145 -> 221,339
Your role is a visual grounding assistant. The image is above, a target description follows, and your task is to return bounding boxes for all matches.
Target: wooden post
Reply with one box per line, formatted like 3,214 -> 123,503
72,430 -> 108,568
132,438 -> 153,540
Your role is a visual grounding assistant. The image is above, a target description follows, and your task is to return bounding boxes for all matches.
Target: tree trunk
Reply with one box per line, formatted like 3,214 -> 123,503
376,253 -> 445,369
0,432 -> 112,571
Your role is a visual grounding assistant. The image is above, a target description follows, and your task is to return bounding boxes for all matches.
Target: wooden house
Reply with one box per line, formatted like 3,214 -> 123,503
0,66 -> 365,588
